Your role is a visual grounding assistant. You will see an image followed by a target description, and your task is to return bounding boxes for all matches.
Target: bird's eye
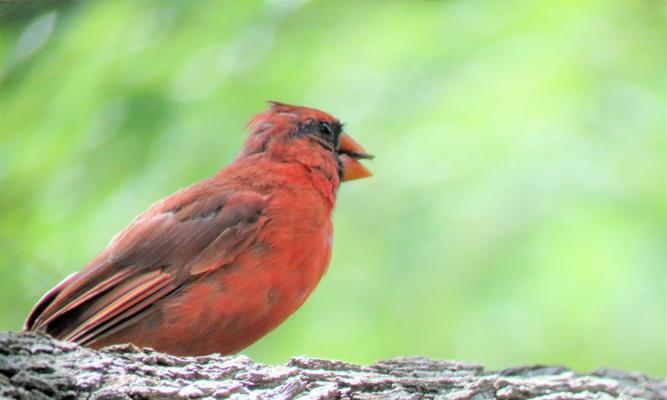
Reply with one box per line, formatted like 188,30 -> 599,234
319,121 -> 333,138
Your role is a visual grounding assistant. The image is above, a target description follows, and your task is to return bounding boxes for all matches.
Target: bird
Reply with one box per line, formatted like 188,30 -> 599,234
24,101 -> 373,356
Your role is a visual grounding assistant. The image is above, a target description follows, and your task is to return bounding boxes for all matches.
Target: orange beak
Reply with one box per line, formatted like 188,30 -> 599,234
338,133 -> 373,182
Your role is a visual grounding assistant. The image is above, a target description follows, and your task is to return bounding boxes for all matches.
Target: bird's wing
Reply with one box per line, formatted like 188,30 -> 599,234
25,181 -> 268,346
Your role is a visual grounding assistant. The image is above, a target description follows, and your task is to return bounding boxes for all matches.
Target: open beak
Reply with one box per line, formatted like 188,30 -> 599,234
338,133 -> 374,182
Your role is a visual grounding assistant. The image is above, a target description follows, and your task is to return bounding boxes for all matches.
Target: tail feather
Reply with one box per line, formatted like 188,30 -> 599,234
24,272 -> 78,332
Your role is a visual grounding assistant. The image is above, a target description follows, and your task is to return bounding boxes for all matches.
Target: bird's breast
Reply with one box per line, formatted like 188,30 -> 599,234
100,188 -> 335,356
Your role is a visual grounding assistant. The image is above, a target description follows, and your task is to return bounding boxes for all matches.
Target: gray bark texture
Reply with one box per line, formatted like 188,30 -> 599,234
0,331 -> 664,400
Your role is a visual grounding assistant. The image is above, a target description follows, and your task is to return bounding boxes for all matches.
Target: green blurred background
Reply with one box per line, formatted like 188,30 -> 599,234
0,0 -> 665,376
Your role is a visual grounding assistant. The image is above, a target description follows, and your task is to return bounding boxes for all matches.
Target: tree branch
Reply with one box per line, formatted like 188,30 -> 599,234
0,331 -> 664,399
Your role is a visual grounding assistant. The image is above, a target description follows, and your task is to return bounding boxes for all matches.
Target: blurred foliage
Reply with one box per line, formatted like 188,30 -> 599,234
0,0 -> 665,376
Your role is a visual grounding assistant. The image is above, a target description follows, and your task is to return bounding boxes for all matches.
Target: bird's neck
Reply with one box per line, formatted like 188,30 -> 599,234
223,150 -> 340,212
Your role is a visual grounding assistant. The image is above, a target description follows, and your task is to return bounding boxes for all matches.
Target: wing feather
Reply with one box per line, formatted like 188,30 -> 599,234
63,271 -> 170,342
26,184 -> 267,347
76,281 -> 182,346
33,268 -> 134,329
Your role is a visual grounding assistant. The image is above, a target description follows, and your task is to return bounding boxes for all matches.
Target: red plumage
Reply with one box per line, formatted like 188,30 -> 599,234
24,101 -> 372,356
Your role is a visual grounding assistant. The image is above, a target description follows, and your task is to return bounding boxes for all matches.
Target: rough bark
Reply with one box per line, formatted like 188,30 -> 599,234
0,331 -> 664,400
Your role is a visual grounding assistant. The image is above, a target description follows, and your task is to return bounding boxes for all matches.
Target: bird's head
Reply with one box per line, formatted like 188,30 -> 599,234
239,101 -> 373,182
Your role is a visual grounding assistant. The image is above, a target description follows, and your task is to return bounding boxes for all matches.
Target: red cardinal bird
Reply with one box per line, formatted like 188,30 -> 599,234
24,101 -> 372,356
